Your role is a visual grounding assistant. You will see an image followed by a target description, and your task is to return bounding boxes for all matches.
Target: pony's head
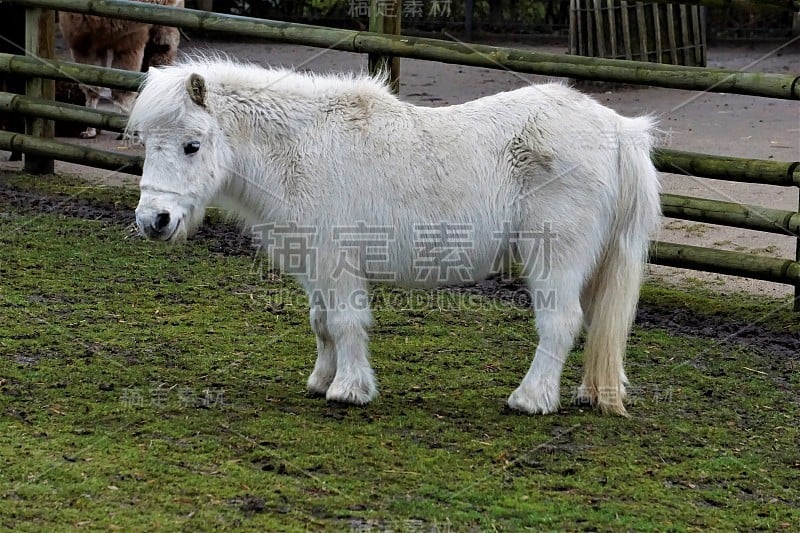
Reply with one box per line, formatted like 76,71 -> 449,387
128,67 -> 232,242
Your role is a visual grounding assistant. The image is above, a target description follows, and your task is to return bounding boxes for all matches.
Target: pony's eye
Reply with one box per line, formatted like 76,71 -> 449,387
183,141 -> 200,155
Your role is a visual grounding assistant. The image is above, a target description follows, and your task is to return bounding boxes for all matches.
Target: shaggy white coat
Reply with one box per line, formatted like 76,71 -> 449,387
129,58 -> 662,415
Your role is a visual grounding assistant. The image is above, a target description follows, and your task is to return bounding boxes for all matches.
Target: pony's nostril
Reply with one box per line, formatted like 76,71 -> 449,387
153,212 -> 171,232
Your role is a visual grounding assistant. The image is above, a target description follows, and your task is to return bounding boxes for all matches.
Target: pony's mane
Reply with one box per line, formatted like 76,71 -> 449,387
128,54 -> 392,134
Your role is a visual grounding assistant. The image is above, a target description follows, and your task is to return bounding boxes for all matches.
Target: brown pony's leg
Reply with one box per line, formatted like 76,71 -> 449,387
69,49 -> 106,139
54,80 -> 86,138
109,29 -> 148,114
59,13 -> 106,139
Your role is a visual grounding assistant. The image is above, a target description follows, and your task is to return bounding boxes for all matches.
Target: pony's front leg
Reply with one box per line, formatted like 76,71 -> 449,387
322,283 -> 377,405
306,305 -> 337,396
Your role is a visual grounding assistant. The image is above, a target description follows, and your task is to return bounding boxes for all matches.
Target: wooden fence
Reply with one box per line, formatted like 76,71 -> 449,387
0,0 -> 799,307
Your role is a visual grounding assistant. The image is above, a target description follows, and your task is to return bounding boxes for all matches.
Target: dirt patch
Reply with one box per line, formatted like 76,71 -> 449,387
0,174 -> 252,256
0,181 -> 132,223
449,275 -> 800,361
229,494 -> 268,515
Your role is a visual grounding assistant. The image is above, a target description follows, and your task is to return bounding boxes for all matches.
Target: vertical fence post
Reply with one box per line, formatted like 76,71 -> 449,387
796,188 -> 800,311
465,0 -> 475,41
368,0 -> 401,94
24,7 -> 55,174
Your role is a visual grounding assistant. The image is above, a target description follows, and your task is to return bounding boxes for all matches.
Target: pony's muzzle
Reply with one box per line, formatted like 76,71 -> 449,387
136,209 -> 177,241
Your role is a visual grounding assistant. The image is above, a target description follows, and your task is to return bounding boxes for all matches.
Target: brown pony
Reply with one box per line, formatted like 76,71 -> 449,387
59,0 -> 182,138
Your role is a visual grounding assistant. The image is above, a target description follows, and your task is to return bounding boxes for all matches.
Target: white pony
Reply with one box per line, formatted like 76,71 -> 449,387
129,57 -> 661,416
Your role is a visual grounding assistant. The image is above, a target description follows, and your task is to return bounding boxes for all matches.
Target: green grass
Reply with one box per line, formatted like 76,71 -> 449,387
1,174 -> 798,531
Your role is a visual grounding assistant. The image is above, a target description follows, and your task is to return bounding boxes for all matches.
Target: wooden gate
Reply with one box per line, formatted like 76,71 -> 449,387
570,0 -> 707,66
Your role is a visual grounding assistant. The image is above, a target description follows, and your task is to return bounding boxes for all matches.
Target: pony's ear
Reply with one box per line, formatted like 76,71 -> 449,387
185,73 -> 206,107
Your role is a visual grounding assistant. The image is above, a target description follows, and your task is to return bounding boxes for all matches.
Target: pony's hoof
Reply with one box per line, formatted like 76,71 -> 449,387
325,375 -> 377,406
572,384 -> 596,406
598,401 -> 629,417
507,384 -> 560,415
306,371 -> 335,397
306,382 -> 331,398
80,129 -> 98,139
573,383 -> 628,416
325,399 -> 354,409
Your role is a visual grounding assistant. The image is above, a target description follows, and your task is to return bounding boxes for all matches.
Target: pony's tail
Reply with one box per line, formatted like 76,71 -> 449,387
580,115 -> 661,416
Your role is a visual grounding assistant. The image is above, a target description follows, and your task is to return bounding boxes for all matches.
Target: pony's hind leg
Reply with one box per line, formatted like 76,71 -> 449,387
110,87 -> 137,115
507,272 -> 584,414
506,224 -> 590,415
306,304 -> 337,396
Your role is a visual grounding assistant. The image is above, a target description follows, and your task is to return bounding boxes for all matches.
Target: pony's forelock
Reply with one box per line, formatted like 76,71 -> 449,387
127,66 -> 191,137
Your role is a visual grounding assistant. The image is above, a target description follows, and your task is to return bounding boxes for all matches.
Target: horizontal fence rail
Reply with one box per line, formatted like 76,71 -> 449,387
661,193 -> 800,235
0,131 -> 142,174
654,150 -> 800,186
7,0 -> 800,100
0,53 -> 142,92
651,241 -> 800,285
0,91 -> 128,132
